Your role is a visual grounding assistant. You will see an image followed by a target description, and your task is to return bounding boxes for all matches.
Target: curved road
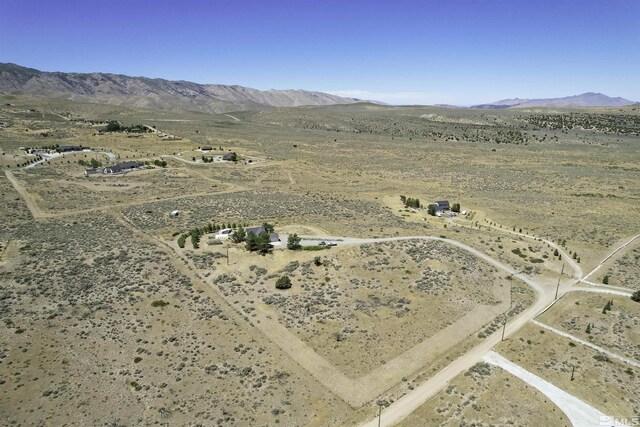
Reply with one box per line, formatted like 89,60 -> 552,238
360,232 -> 638,426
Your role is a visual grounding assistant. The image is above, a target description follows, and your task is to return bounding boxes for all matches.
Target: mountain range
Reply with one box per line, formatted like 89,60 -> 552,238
0,63 -> 359,113
471,92 -> 636,109
1,63 -> 636,112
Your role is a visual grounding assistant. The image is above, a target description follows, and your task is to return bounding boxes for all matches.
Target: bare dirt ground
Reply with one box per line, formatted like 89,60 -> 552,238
537,292 -> 640,362
397,359 -> 570,427
1,96 -> 638,425
497,322 -> 640,419
603,242 -> 640,290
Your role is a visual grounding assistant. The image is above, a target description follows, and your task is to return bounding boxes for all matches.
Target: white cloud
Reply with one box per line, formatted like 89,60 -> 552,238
327,89 -> 459,105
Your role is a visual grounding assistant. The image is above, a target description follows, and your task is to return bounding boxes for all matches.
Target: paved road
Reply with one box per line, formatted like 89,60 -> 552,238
531,320 -> 640,368
359,232 -> 637,426
483,351 -> 623,427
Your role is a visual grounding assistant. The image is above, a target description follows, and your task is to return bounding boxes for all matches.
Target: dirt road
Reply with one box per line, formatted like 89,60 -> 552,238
359,233 -> 637,426
4,170 -> 50,219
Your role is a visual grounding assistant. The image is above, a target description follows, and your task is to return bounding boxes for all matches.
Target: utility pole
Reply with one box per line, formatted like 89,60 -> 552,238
555,263 -> 565,300
377,403 -> 382,427
226,248 -> 229,266
508,272 -> 515,308
501,321 -> 507,341
570,364 -> 576,381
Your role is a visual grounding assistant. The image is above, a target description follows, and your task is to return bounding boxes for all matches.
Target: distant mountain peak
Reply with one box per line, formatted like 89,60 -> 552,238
0,63 -> 360,113
472,92 -> 636,109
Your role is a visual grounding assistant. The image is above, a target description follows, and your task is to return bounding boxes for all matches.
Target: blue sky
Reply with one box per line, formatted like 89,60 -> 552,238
1,0 -> 638,105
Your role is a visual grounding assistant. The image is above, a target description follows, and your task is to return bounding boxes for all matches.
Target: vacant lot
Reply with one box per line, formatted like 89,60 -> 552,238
397,362 -> 570,426
537,293 -> 640,361
199,239 -> 515,377
604,244 -> 640,290
497,322 -> 640,419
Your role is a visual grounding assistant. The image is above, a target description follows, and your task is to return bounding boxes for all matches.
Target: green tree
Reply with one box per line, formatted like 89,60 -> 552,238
313,256 -> 322,266
451,203 -> 461,212
287,233 -> 301,250
586,323 -> 591,334
190,229 -> 202,249
427,204 -> 437,216
632,290 -> 640,302
245,231 -> 272,254
275,276 -> 292,290
245,232 -> 258,252
232,226 -> 246,243
262,222 -> 275,233
256,232 -> 272,254
602,275 -> 609,285
105,121 -> 121,132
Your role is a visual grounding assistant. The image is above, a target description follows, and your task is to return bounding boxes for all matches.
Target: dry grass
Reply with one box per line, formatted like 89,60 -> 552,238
497,323 -> 640,418
397,362 -> 570,426
1,94 -> 639,424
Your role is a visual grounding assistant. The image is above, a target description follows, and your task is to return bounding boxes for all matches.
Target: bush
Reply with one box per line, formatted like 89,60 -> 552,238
602,275 -> 609,285
301,245 -> 330,251
632,290 -> 640,302
275,276 -> 292,290
151,300 -> 169,308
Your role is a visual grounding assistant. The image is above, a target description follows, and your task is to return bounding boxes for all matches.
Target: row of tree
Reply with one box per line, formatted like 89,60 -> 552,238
78,158 -> 102,168
400,195 -> 421,209
103,121 -> 151,133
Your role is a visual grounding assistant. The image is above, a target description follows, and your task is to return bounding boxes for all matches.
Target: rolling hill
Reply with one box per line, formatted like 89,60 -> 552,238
0,63 -> 360,113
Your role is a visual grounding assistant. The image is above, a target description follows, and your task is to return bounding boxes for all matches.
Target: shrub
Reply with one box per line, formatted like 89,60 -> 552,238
275,276 -> 292,290
151,300 -> 169,308
631,290 -> 640,303
301,245 -> 330,251
602,275 -> 609,285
